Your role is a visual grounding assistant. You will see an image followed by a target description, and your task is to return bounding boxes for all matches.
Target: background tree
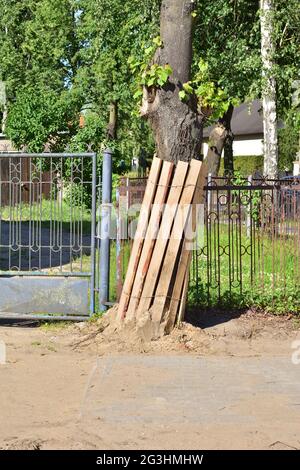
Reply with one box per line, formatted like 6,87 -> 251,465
192,0 -> 299,176
138,0 -> 203,164
0,0 -> 83,151
68,0 -> 161,169
193,0 -> 261,176
0,0 -> 162,167
273,0 -> 300,172
1,0 -> 298,175
260,0 -> 278,178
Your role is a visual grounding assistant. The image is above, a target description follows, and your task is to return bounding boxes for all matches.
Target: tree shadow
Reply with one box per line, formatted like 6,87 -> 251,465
0,318 -> 41,327
185,306 -> 249,330
0,221 -> 92,271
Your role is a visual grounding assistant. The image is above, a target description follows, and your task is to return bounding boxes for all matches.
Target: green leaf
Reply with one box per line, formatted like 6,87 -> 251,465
144,46 -> 154,56
133,88 -> 143,100
183,82 -> 194,94
153,36 -> 162,47
147,77 -> 155,86
179,90 -> 186,101
164,64 -> 173,76
159,69 -> 170,82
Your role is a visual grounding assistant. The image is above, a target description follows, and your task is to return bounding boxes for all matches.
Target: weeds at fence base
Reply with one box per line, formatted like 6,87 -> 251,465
188,284 -> 300,316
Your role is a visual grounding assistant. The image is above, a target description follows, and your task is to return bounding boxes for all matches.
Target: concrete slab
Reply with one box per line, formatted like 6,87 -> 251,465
80,355 -> 300,444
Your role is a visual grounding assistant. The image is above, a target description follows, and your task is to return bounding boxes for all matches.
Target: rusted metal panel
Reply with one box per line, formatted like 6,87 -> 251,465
0,276 -> 89,316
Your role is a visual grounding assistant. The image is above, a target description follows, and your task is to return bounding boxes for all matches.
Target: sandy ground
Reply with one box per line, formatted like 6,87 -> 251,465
0,310 -> 300,450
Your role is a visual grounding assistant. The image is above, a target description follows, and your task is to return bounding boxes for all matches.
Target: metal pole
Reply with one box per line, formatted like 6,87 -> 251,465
246,175 -> 252,238
207,173 -> 212,214
90,152 -> 97,315
116,187 -> 123,301
99,148 -> 112,311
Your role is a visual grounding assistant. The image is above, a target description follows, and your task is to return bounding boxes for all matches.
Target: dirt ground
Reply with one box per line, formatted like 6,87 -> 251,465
0,309 -> 300,450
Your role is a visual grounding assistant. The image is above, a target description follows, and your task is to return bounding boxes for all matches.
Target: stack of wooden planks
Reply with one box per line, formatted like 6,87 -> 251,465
117,156 -> 205,335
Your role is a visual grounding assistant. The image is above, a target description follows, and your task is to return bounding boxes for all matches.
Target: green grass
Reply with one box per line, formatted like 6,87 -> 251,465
45,253 -> 92,275
3,198 -> 298,316
0,199 -> 92,233
88,225 -> 300,316
0,198 -> 130,315
39,320 -> 73,330
51,241 -> 130,313
189,222 -> 300,315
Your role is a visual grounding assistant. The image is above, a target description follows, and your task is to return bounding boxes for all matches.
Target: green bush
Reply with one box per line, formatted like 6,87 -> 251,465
278,124 -> 299,171
219,155 -> 263,176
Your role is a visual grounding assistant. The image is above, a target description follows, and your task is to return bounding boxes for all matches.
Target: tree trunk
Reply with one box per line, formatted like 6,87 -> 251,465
107,101 -> 118,140
206,104 -> 234,176
260,0 -> 278,179
0,81 -> 7,134
223,104 -> 234,175
141,0 -> 203,163
1,106 -> 7,134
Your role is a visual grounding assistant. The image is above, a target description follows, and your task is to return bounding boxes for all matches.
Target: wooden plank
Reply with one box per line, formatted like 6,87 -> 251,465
116,157 -> 163,321
177,269 -> 189,325
125,160 -> 174,320
150,159 -> 202,324
116,190 -> 127,301
165,162 -> 206,332
165,246 -> 192,333
136,160 -> 189,317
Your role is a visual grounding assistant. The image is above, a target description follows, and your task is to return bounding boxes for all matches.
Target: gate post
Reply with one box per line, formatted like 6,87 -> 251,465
246,175 -> 252,238
99,148 -> 113,311
90,152 -> 98,315
207,173 -> 212,214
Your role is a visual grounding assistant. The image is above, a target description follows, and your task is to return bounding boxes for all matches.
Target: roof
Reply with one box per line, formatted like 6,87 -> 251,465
0,135 -> 15,151
203,99 -> 263,139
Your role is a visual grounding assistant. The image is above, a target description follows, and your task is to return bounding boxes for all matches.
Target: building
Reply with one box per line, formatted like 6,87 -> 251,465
202,99 -> 264,157
0,134 -> 15,152
293,153 -> 300,176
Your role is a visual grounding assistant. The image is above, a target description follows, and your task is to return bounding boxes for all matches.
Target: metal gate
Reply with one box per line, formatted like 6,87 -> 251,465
0,151 -> 98,320
190,175 -> 300,312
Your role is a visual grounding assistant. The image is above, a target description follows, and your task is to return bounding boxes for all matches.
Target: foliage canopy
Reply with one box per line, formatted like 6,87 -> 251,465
0,0 -> 298,170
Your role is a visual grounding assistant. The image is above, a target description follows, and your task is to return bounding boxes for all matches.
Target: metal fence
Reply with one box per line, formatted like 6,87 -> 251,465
114,176 -> 148,302
0,152 -> 98,319
190,175 -> 300,312
115,174 -> 300,314
1,147 -> 299,318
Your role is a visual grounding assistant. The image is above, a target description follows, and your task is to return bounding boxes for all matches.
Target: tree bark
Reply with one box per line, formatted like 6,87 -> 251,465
107,101 -> 118,140
141,0 -> 203,164
1,106 -> 7,134
260,0 -> 278,179
206,104 -> 234,176
223,104 -> 234,175
0,81 -> 7,134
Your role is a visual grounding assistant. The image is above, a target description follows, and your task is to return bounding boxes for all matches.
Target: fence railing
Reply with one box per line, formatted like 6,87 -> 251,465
114,174 -> 300,314
190,175 -> 300,313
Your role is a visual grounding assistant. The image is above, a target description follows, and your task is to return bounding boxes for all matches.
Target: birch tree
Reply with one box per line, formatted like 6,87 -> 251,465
260,0 -> 278,178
